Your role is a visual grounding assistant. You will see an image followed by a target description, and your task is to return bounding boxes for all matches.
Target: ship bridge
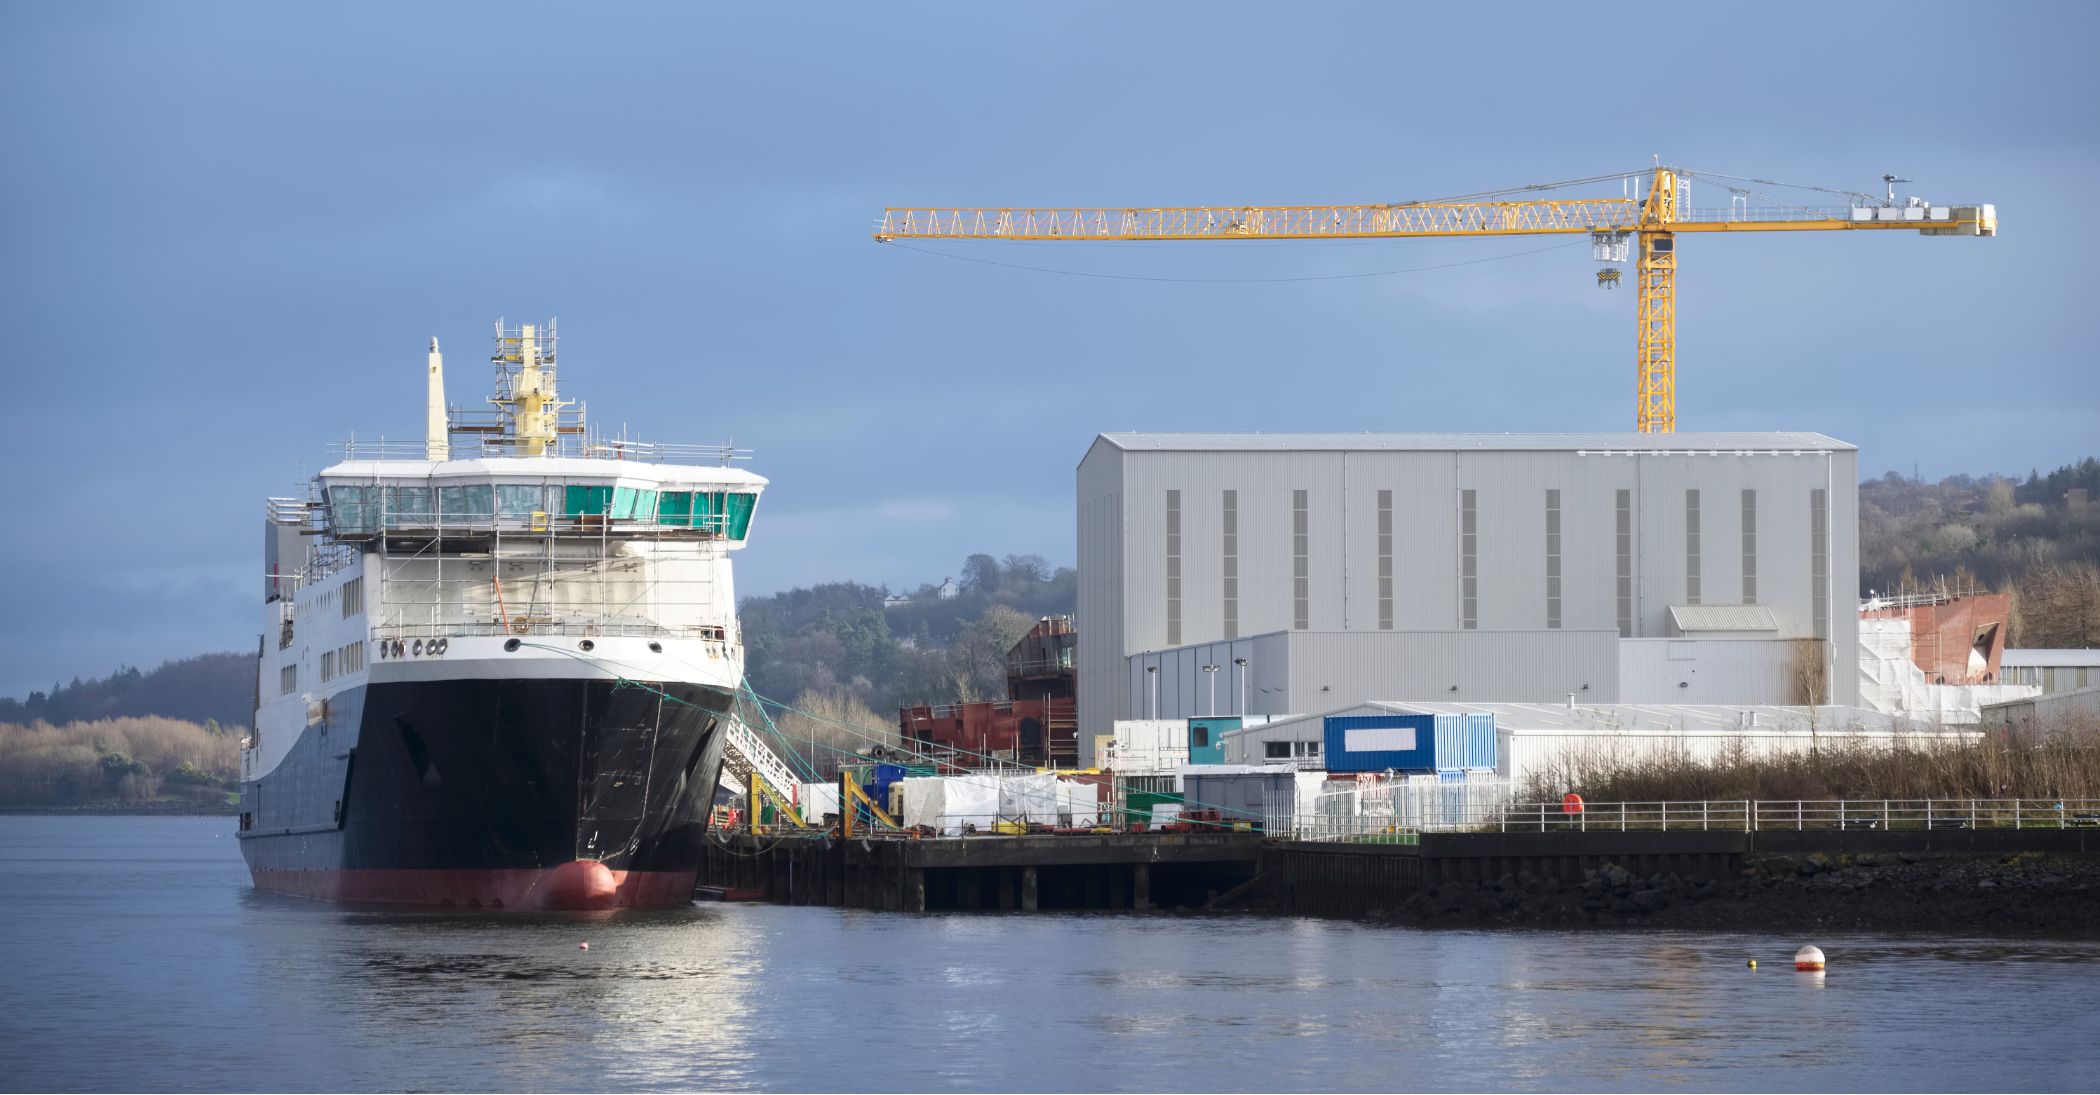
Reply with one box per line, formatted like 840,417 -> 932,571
269,320 -> 767,646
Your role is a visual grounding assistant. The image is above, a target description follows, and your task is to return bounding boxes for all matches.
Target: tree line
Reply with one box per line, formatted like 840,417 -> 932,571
1860,457 -> 2099,648
0,653 -> 254,731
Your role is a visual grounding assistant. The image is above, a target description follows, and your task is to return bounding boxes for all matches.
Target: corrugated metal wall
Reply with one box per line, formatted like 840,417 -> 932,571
1085,437 -> 1861,750
1285,630 -> 1620,710
1618,638 -> 1797,704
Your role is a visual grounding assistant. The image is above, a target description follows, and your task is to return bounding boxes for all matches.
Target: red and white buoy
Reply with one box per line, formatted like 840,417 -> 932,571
579,942 -> 590,951
1794,945 -> 1825,971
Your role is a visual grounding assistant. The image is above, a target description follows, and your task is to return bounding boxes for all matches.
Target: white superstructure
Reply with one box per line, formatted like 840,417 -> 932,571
244,320 -> 766,785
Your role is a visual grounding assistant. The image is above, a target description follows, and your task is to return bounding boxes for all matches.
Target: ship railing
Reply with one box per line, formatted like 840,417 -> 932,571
369,620 -> 733,641
320,513 -> 739,539
330,437 -> 752,466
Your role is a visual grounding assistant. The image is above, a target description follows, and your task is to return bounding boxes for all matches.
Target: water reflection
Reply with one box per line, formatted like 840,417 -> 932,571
6,817 -> 2099,1093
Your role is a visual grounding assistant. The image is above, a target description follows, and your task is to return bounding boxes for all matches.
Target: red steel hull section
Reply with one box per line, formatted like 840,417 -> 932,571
250,864 -> 697,909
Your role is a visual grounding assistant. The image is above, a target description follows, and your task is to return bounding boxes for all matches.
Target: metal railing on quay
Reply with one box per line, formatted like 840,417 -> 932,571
1748,799 -> 2100,831
1262,814 -> 1422,845
1271,798 -> 2100,838
1488,800 -> 1752,832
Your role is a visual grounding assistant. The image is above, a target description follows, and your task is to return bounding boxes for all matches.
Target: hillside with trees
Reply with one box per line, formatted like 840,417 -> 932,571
0,653 -> 256,731
1860,457 -> 2099,647
739,554 -> 1076,742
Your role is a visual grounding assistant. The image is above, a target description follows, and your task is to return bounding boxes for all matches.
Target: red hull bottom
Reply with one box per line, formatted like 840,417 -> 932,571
250,862 -> 697,909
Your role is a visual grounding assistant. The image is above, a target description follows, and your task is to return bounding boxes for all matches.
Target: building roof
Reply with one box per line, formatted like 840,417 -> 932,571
1997,649 -> 2100,666
1097,431 -> 1854,453
1669,605 -> 1780,632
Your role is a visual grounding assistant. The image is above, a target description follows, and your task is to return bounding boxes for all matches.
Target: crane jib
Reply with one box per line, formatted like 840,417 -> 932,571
873,171 -> 1995,433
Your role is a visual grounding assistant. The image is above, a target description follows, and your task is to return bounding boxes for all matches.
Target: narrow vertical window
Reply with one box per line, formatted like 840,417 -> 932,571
1292,490 -> 1309,630
1545,489 -> 1561,629
1685,489 -> 1702,605
1221,490 -> 1238,639
1166,490 -> 1182,646
1616,489 -> 1633,638
1460,489 -> 1478,629
1741,489 -> 1758,605
1377,490 -> 1394,630
1811,487 -> 1829,640
342,576 -> 363,617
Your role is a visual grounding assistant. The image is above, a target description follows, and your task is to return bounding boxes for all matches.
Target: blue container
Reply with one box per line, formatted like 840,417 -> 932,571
1434,712 -> 1498,773
1187,717 -> 1239,765
1324,712 -> 1496,773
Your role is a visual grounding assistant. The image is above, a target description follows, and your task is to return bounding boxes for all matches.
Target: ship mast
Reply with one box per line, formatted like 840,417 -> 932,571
424,337 -> 449,461
488,320 -> 575,456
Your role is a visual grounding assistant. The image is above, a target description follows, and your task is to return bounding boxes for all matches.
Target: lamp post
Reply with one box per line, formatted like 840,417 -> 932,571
1235,656 -> 1249,717
1201,664 -> 1220,717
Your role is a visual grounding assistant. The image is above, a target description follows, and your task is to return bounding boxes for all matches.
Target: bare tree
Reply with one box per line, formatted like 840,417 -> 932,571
2012,561 -> 2100,648
769,688 -> 896,778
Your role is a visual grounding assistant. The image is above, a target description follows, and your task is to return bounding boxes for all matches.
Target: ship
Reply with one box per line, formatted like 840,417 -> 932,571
238,321 -> 763,908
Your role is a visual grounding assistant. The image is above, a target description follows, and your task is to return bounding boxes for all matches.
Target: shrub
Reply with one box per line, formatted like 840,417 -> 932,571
0,717 -> 238,805
1524,713 -> 2100,803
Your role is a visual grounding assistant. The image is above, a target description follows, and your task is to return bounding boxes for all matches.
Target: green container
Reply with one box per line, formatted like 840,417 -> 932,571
1126,790 -> 1184,823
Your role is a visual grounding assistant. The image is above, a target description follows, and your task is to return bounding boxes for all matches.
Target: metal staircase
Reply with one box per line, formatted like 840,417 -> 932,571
718,717 -> 802,799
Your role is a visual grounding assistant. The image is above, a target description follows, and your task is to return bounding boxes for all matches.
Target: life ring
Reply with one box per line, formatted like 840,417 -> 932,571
513,620 -> 531,635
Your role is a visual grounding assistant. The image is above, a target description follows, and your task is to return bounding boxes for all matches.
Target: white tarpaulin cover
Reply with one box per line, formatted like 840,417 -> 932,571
1061,779 -> 1098,827
999,773 -> 1063,824
1858,617 -> 2037,723
899,778 -> 946,831
941,775 -> 1004,832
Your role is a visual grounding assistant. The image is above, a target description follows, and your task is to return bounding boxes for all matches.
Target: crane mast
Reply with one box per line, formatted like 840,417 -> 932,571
874,167 -> 1995,433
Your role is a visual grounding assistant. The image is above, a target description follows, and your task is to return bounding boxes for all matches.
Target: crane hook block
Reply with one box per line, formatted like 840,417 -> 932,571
1597,268 -> 1622,289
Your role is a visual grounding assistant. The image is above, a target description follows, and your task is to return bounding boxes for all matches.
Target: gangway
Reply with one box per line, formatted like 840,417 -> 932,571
719,717 -> 803,803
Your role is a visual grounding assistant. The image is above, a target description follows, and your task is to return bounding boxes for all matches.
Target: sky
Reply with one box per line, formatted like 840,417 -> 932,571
2,1 -> 2095,697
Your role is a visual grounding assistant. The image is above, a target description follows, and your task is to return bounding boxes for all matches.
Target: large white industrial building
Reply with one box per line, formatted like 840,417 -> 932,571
1077,432 -> 1860,761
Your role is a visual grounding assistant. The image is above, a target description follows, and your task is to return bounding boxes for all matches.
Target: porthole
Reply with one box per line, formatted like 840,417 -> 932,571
648,641 -> 663,653
504,638 -> 521,653
412,639 -> 423,656
579,639 -> 596,652
435,637 -> 448,654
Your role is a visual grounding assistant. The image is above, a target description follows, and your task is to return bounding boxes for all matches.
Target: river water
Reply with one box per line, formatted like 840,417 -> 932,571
2,816 -> 2095,1093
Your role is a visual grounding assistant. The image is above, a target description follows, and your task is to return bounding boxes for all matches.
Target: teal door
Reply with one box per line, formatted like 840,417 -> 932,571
1187,717 -> 1240,765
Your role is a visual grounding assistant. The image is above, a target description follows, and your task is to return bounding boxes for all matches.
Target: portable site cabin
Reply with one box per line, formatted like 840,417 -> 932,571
1218,706 -> 1497,774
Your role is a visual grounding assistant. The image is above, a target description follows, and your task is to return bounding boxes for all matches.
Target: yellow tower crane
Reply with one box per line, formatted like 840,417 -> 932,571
873,167 -> 1995,433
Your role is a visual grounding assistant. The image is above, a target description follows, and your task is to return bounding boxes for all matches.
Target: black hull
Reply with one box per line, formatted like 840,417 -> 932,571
239,677 -> 730,906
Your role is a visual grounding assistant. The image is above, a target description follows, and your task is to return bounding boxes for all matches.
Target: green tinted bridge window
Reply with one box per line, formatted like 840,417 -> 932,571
565,485 -> 614,517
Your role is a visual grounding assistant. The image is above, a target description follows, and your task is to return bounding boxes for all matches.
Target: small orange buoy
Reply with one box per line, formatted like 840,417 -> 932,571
579,942 -> 590,951
1794,945 -> 1825,971
1747,958 -> 1756,969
